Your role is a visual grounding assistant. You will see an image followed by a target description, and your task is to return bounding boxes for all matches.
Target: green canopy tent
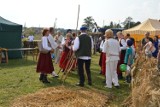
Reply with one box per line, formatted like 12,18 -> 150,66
0,16 -> 22,58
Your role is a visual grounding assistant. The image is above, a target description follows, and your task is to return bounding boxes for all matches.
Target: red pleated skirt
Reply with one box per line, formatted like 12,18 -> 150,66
59,51 -> 77,70
59,51 -> 70,69
36,52 -> 54,74
99,52 -> 103,67
101,52 -> 106,75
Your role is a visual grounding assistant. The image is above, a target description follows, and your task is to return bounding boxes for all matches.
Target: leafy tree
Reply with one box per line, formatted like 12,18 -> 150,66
123,17 -> 133,28
124,21 -> 141,29
116,24 -> 122,28
103,25 -> 111,29
83,16 -> 95,31
109,21 -> 114,28
123,17 -> 141,29
134,21 -> 141,26
103,22 -> 121,29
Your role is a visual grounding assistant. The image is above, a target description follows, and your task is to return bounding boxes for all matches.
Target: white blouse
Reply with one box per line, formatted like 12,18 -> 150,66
55,35 -> 64,45
119,39 -> 127,50
103,38 -> 120,62
42,36 -> 52,51
145,41 -> 155,54
100,40 -> 105,51
48,34 -> 58,49
102,39 -> 107,53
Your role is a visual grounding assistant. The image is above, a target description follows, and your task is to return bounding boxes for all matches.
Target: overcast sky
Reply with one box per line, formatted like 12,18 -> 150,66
0,0 -> 160,29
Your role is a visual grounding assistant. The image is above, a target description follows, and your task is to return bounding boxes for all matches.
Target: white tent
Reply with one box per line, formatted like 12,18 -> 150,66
123,19 -> 160,41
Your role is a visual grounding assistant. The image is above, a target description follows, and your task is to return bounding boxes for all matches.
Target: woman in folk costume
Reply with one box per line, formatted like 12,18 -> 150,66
72,32 -> 77,40
71,32 -> 77,45
143,37 -> 156,58
99,36 -> 105,74
117,31 -> 127,79
101,36 -> 107,75
103,29 -> 120,89
54,31 -> 64,64
37,29 -> 54,83
71,32 -> 78,69
59,33 -> 73,72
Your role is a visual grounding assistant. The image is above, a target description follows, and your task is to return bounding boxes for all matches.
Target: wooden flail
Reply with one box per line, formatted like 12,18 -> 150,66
58,50 -> 77,84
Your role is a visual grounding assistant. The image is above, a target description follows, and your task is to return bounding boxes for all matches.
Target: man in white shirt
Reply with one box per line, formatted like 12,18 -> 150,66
28,35 -> 34,48
54,31 -> 64,64
48,27 -> 59,77
28,35 -> 34,42
103,29 -> 120,89
73,26 -> 93,87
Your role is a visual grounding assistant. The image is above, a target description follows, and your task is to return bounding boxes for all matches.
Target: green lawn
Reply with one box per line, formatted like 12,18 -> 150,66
0,54 -> 130,107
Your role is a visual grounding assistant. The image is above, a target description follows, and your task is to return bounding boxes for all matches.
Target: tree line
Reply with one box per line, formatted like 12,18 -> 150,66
83,16 -> 141,31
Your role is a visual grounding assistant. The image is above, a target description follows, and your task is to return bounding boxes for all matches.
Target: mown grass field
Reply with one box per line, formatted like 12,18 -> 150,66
0,54 -> 130,107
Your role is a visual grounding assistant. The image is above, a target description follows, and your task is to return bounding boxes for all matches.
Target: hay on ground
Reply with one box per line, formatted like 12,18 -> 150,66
12,86 -> 111,107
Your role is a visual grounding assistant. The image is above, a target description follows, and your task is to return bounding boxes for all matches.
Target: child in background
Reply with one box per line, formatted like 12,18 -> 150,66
143,37 -> 155,58
124,40 -> 135,83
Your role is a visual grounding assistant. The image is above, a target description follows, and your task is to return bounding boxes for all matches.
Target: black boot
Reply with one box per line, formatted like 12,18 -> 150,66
118,73 -> 123,80
128,75 -> 131,83
88,82 -> 92,86
39,74 -> 44,81
126,75 -> 131,83
62,69 -> 64,72
42,75 -> 50,84
99,71 -> 102,74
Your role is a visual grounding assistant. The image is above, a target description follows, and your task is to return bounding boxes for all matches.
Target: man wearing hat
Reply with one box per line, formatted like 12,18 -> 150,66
72,26 -> 93,87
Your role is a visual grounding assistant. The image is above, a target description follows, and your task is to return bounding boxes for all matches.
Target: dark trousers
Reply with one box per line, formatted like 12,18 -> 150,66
77,59 -> 92,85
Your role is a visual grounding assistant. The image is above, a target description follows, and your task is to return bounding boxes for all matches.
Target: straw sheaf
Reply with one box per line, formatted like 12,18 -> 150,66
11,86 -> 111,107
122,56 -> 160,107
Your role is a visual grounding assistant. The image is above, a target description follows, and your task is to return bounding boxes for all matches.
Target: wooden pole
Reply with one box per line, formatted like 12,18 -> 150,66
76,5 -> 80,35
54,18 -> 57,33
